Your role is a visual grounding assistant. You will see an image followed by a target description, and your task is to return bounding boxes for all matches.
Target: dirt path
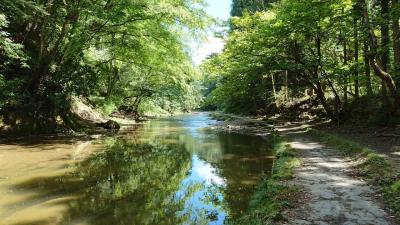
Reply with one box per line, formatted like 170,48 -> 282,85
317,124 -> 400,173
208,113 -> 396,224
277,126 -> 394,225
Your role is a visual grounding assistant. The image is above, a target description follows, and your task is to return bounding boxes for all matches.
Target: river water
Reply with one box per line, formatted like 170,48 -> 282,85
0,113 -> 274,225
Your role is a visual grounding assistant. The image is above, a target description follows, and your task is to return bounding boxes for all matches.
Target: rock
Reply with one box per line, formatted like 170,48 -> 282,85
90,134 -> 103,139
390,146 -> 400,152
100,120 -> 120,130
71,96 -> 108,123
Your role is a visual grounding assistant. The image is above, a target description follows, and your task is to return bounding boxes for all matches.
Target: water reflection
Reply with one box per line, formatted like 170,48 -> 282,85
1,113 -> 274,225
129,113 -> 274,222
8,139 -> 195,225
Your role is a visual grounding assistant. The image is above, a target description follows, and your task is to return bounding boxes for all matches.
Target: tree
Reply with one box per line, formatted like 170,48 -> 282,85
0,0 -> 210,131
359,0 -> 400,112
231,0 -> 275,17
392,0 -> 400,82
204,0 -> 400,122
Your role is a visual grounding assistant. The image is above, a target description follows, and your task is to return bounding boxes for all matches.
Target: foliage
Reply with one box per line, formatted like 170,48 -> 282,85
231,0 -> 276,17
202,0 -> 400,123
0,13 -> 27,112
0,0 -> 211,132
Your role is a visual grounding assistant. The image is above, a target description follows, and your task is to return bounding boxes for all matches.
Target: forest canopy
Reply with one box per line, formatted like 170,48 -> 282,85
2,0 -> 400,132
0,0 -> 211,132
202,0 -> 400,124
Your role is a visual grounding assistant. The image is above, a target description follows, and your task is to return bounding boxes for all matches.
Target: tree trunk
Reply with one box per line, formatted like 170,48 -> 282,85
106,59 -> 114,98
271,73 -> 278,107
341,7 -> 349,104
393,0 -> 400,85
316,29 -> 337,120
343,36 -> 348,103
360,0 -> 400,111
381,0 -> 391,106
285,70 -> 289,101
364,41 -> 373,96
354,17 -> 360,99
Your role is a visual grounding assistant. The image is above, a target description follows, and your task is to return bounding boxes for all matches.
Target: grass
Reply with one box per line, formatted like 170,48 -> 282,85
307,129 -> 400,221
231,137 -> 302,225
210,112 -> 301,224
213,111 -> 399,222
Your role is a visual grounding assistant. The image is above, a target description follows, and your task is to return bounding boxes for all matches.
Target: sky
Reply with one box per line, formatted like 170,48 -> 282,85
191,0 -> 232,65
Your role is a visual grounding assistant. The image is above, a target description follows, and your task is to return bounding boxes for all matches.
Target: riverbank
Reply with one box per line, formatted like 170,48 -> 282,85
0,96 -> 139,140
208,113 -> 304,224
0,115 -> 139,144
232,140 -> 302,225
0,112 -> 275,225
210,112 -> 398,224
208,112 -> 274,137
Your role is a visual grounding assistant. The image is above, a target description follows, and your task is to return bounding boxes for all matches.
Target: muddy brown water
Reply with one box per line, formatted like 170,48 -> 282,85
0,113 -> 274,225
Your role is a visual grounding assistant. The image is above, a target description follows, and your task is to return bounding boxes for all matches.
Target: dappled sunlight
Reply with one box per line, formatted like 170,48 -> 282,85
298,168 -> 364,188
289,141 -> 323,150
289,136 -> 390,224
392,151 -> 400,156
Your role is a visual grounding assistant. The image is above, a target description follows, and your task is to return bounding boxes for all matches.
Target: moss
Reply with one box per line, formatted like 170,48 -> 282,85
230,136 -> 301,225
307,129 -> 400,222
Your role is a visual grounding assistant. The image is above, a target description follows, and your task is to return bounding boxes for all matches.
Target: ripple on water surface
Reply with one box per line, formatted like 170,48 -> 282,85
0,113 -> 274,225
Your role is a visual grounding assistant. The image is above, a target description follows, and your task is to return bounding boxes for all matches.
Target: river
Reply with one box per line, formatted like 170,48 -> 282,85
0,113 -> 274,225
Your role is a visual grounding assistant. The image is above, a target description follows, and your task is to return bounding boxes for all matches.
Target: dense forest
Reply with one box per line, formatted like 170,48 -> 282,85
1,1 -> 399,224
0,0 -> 210,132
202,0 -> 400,125
2,0 -> 400,132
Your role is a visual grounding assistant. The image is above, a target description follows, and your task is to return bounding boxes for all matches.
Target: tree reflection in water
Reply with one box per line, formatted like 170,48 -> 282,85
65,138 -> 197,225
13,138 -> 213,225
10,114 -> 273,225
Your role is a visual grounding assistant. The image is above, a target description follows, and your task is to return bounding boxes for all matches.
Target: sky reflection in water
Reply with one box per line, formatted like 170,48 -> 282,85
0,113 -> 273,225
165,113 -> 273,224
